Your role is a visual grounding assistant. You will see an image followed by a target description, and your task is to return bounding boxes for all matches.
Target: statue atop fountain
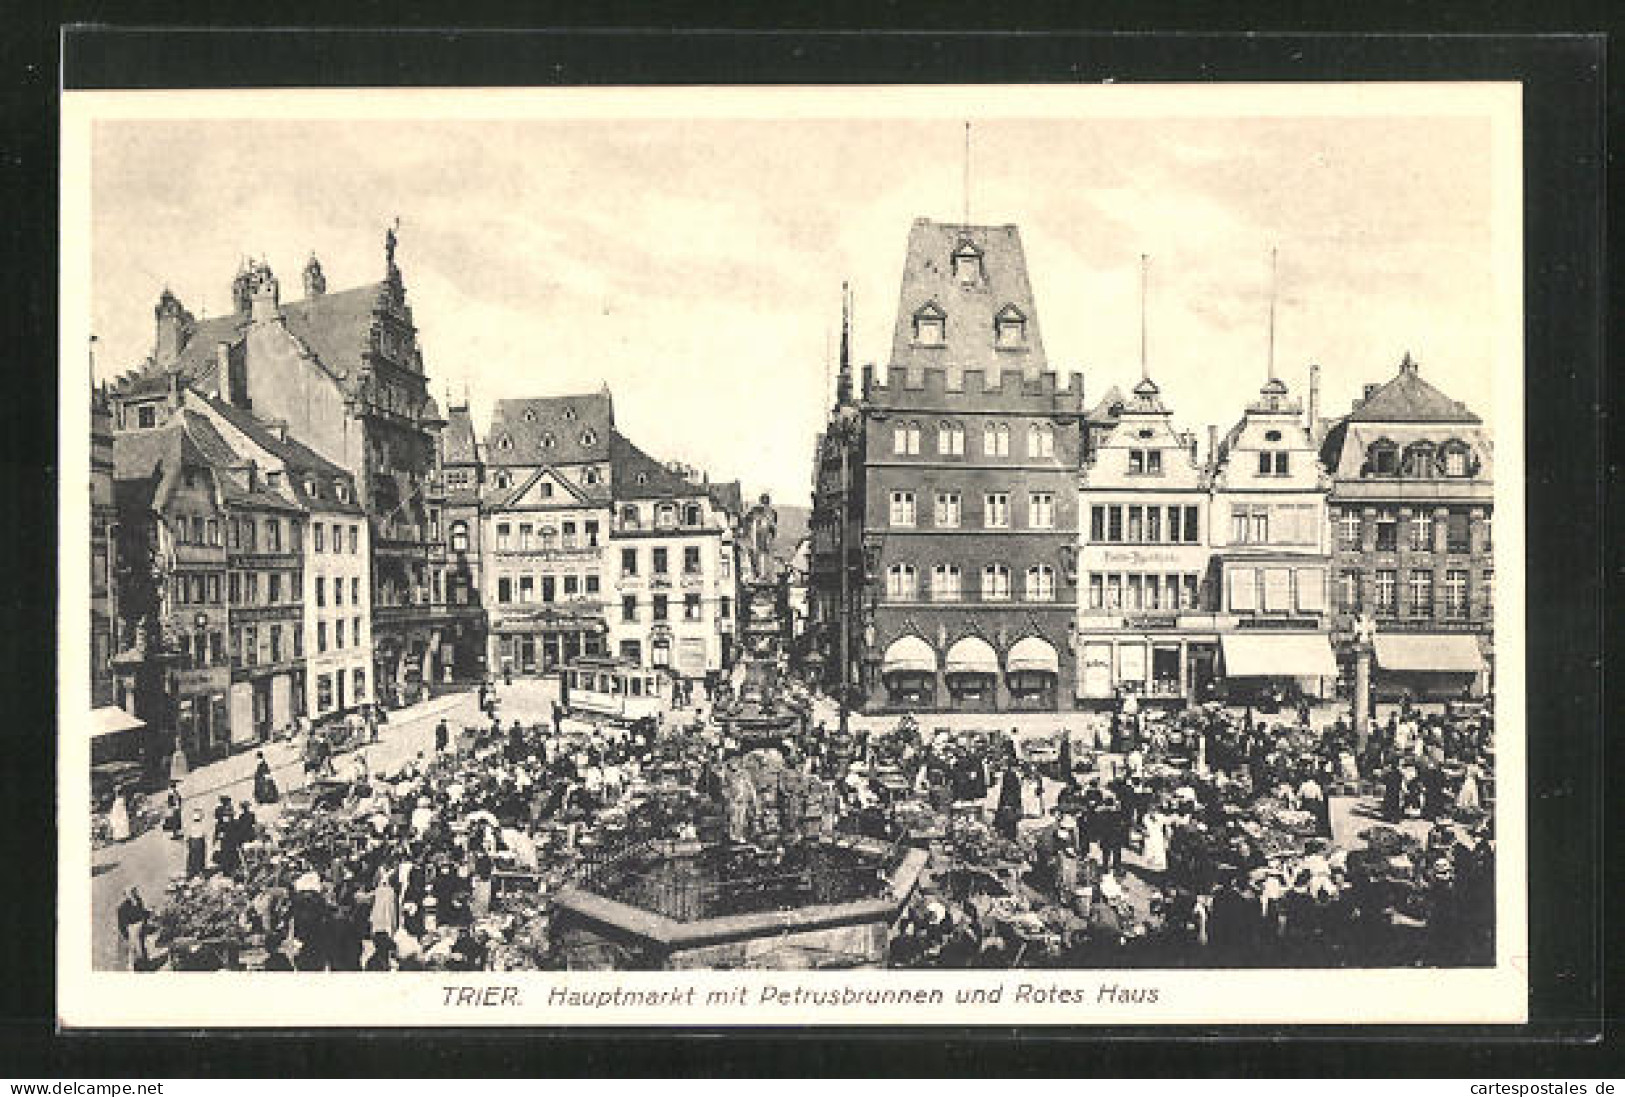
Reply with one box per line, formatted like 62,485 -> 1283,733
740,492 -> 778,584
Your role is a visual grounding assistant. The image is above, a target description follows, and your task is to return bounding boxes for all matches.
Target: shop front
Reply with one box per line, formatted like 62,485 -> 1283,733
943,636 -> 999,713
1074,628 -> 1217,708
172,667 -> 230,765
1217,631 -> 1338,705
1371,632 -> 1487,702
1005,635 -> 1059,711
880,634 -> 938,710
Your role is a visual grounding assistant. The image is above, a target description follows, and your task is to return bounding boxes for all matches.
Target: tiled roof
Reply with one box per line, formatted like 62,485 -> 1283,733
486,392 -> 613,468
111,282 -> 390,398
441,404 -> 480,465
888,218 -> 1048,376
706,479 -> 744,518
609,432 -> 707,500
195,394 -> 364,514
1086,384 -> 1126,422
1346,359 -> 1481,424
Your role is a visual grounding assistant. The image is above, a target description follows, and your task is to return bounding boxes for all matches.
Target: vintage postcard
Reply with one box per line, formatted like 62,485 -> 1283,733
58,82 -> 1527,1026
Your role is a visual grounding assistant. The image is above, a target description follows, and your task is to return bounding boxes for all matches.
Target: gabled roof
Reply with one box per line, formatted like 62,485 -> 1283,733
1086,384 -> 1126,423
706,479 -> 744,519
193,393 -> 364,514
1346,357 -> 1481,424
486,465 -> 595,510
889,219 -> 1048,375
486,392 -> 614,468
441,404 -> 480,466
610,432 -> 707,501
111,281 -> 393,399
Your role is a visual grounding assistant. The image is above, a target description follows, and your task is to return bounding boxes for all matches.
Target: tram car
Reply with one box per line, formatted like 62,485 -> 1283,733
560,656 -> 674,724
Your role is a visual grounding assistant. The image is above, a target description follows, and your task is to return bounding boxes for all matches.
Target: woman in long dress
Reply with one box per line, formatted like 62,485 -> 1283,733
1140,809 -> 1170,874
369,866 -> 399,939
108,792 -> 132,842
1455,762 -> 1482,814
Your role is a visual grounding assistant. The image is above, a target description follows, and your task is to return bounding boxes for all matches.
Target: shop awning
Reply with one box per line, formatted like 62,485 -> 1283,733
944,636 -> 999,676
1005,635 -> 1059,674
1374,633 -> 1485,673
1220,633 -> 1338,678
881,635 -> 938,675
90,706 -> 146,740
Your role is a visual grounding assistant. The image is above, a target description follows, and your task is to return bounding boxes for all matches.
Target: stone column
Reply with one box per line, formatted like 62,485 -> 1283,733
1353,646 -> 1372,749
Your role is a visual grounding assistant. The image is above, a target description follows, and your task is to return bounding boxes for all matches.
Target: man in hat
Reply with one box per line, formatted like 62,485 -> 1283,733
116,886 -> 151,970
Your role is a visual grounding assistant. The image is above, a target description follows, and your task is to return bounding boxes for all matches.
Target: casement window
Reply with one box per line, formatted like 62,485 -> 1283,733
1258,451 -> 1289,476
1411,511 -> 1435,551
497,577 -> 512,604
1444,569 -> 1469,618
983,422 -> 1011,457
934,492 -> 961,528
981,563 -> 1012,601
1028,492 -> 1055,529
1337,570 -> 1361,611
889,491 -> 916,527
683,546 -> 702,575
1374,570 -> 1398,615
621,548 -> 638,576
937,422 -> 965,456
1338,510 -> 1362,549
683,593 -> 702,621
1408,569 -> 1434,618
1027,422 -> 1054,459
930,564 -> 962,602
892,422 -> 921,456
622,595 -> 638,622
1025,564 -> 1055,601
886,564 -> 917,600
983,493 -> 1010,529
652,548 -> 669,575
1374,510 -> 1399,552
495,523 -> 510,551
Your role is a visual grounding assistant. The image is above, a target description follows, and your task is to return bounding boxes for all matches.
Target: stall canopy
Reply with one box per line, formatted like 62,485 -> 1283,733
90,706 -> 146,739
1005,635 -> 1060,674
944,636 -> 1000,676
881,635 -> 938,675
1220,633 -> 1338,678
1373,633 -> 1485,673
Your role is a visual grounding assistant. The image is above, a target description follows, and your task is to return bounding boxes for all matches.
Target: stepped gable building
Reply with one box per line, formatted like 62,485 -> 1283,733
1075,371 -> 1215,706
480,393 -> 614,675
1318,353 -> 1494,701
607,433 -> 739,682
108,236 -> 454,706
1207,368 -> 1338,701
813,219 -> 1086,714
188,392 -> 371,723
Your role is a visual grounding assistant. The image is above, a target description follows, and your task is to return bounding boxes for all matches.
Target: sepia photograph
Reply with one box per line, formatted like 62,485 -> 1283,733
57,81 -> 1527,1026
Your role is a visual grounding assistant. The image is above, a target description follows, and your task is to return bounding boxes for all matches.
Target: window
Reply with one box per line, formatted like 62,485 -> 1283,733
1408,569 -> 1434,618
1090,505 -> 1106,543
889,491 -> 916,527
1259,451 -> 1287,476
584,519 -> 600,547
563,574 -> 579,596
1129,449 -> 1162,475
1411,511 -> 1435,551
1374,510 -> 1398,552
1105,574 -> 1122,610
137,405 -> 156,429
229,573 -> 241,605
348,526 -> 358,554
516,523 -> 532,551
562,521 -> 578,549
893,422 -> 921,456
1402,443 -> 1436,478
269,572 -> 282,604
1374,569 -> 1397,616
1444,445 -> 1470,477
683,546 -> 702,575
1088,574 -> 1104,609
652,547 -> 669,575
930,564 -> 961,602
242,521 -> 257,552
1368,440 -> 1398,476
1181,574 -> 1199,609
1127,505 -> 1144,543
581,429 -> 598,447
495,523 -> 511,551
353,668 -> 366,701
684,593 -> 702,620
288,520 -> 300,552
335,619 -> 347,649
266,519 -> 281,552
995,308 -> 1026,347
1026,564 -> 1055,601
719,595 -> 731,618
353,616 -> 362,645
315,577 -> 325,607
312,620 -> 325,654
450,521 -> 468,553
1024,422 -> 1054,459
1482,513 -> 1492,550
1146,506 -> 1162,543
652,594 -> 669,621
622,595 -> 638,622
1108,506 -> 1124,543
914,304 -> 946,346
1337,570 -> 1361,612
885,564 -> 917,600
656,504 -> 677,530
518,575 -> 534,603
981,563 -> 1012,601
497,577 -> 512,603
206,574 -> 220,604
621,548 -> 638,576
1483,570 -> 1494,616
1444,569 -> 1468,618
246,572 -> 260,604
351,577 -> 360,604
1446,510 -> 1471,553
983,422 -> 1010,457
1338,510 -> 1362,549
227,519 -> 240,550
619,505 -> 641,530
934,491 -> 960,528
937,421 -> 965,456
952,243 -> 982,284
984,493 -> 1010,528
331,524 -> 341,553
1023,492 -> 1056,532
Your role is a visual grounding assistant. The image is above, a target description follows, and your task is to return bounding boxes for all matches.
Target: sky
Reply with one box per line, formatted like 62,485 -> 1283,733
89,106 -> 1500,502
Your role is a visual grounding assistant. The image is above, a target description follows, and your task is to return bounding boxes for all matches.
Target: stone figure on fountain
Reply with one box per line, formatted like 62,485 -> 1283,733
741,492 -> 778,584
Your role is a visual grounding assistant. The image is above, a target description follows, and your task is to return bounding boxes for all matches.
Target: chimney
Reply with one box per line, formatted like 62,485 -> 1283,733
1186,431 -> 1198,463
249,263 -> 281,323
153,289 -> 192,366
1307,363 -> 1321,433
166,367 -> 183,411
1207,424 -> 1219,468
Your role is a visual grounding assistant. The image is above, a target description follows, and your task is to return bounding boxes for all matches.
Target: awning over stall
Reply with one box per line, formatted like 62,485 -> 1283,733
881,635 -> 938,675
1005,636 -> 1060,675
1373,633 -> 1485,673
944,636 -> 1000,676
90,706 -> 146,740
1219,633 -> 1338,678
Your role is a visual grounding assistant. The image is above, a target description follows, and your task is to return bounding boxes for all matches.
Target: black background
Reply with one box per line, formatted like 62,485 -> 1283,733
0,17 -> 1611,1078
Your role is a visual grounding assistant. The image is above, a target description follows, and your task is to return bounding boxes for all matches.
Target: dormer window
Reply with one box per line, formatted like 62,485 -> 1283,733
1442,442 -> 1471,477
1367,439 -> 1399,476
304,477 -> 317,496
1127,449 -> 1162,476
994,304 -> 1027,348
494,472 -> 512,490
951,239 -> 983,285
1264,429 -> 1283,442
1402,442 -> 1437,478
539,432 -> 555,449
497,434 -> 514,452
913,302 -> 946,347
581,429 -> 599,447
563,407 -> 578,421
335,481 -> 350,503
636,472 -> 649,485
584,465 -> 602,486
522,408 -> 537,423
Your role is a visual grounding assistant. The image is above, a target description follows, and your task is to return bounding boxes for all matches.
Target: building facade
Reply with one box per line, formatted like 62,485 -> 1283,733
813,219 -> 1086,714
435,399 -> 488,678
607,440 -> 738,683
1208,372 -> 1338,700
90,386 -> 118,710
107,239 -> 452,709
1318,354 -> 1494,701
1075,374 -> 1215,706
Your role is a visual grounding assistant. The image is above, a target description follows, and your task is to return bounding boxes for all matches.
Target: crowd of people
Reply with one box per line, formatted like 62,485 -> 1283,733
121,673 -> 1496,972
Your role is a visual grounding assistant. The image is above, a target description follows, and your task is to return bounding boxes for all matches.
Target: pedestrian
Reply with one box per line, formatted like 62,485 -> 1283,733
116,886 -> 151,970
254,751 -> 279,805
162,781 -> 183,839
185,807 -> 208,877
435,719 -> 450,754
